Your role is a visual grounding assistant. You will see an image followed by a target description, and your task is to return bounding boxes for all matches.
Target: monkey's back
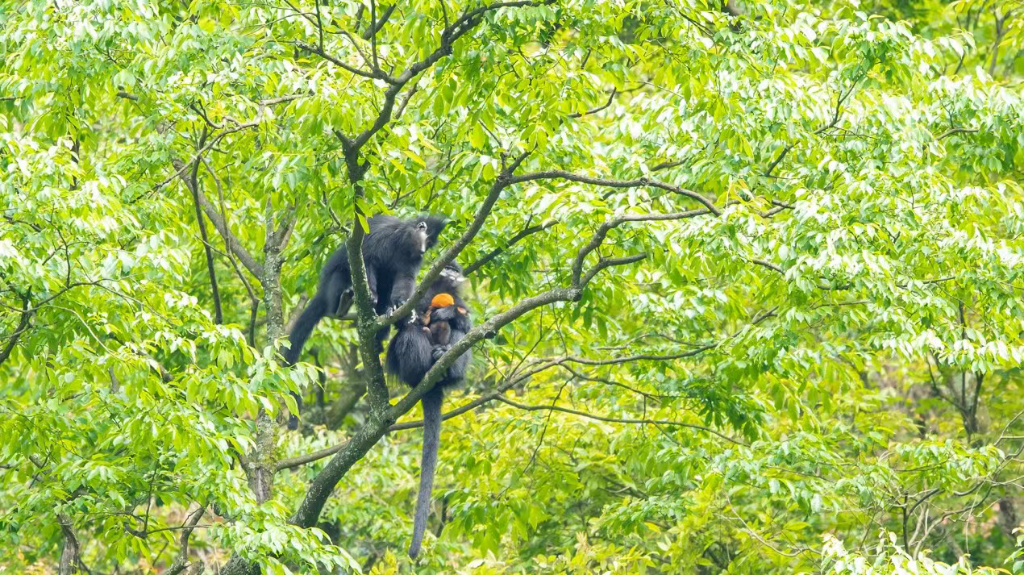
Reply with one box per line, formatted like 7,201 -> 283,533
363,215 -> 424,271
315,215 -> 421,291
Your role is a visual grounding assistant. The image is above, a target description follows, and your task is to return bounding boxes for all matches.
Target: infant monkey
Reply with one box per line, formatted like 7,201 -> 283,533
420,293 -> 468,351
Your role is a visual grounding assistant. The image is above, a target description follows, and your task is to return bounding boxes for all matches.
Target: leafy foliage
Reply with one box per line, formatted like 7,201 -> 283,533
1,0 -> 1022,573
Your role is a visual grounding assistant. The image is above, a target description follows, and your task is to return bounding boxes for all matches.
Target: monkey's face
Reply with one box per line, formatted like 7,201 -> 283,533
414,221 -> 428,254
422,216 -> 447,249
440,265 -> 466,286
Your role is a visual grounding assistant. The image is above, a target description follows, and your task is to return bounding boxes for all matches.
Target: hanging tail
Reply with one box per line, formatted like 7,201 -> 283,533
285,292 -> 328,366
409,385 -> 444,557
284,293 -> 328,429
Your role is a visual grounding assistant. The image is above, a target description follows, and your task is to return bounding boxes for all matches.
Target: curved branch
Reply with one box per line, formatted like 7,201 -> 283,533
510,170 -> 720,216
464,219 -> 557,275
0,294 -> 33,367
496,397 -> 747,446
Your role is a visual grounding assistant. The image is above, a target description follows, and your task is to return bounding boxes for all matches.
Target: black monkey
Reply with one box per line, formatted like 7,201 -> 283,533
385,261 -> 471,558
284,215 -> 446,428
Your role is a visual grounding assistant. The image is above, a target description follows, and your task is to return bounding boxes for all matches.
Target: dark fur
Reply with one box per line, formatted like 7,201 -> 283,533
385,262 -> 471,557
285,215 -> 446,429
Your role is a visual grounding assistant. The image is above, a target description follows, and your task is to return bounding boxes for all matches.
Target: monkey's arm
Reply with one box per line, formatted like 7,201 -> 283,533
442,325 -> 471,382
385,324 -> 434,387
364,263 -> 379,306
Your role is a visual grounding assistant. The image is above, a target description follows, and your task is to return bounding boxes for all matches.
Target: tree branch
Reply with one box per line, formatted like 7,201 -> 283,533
510,170 -> 720,215
375,149 -> 535,331
161,505 -> 206,575
567,87 -> 617,119
188,178 -> 264,283
296,41 -> 389,82
463,219 -> 557,275
496,397 -> 747,446
0,293 -> 33,367
57,513 -> 80,575
148,121 -> 259,198
181,131 -> 223,323
361,3 -> 395,40
571,210 -> 711,286
937,127 -> 978,140
277,355 -> 564,471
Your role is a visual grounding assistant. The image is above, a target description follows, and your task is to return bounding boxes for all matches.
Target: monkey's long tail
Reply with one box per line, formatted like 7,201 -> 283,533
283,293 -> 327,430
284,292 -> 327,366
409,385 -> 444,558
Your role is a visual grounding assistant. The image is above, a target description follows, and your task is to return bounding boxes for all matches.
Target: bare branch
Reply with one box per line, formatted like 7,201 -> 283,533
347,1 -> 549,152
751,258 -> 784,274
937,127 -> 978,140
0,280 -> 111,314
464,219 -> 557,275
580,253 -> 648,286
496,397 -> 747,446
180,130 -> 223,323
567,87 -> 617,119
369,0 -> 380,70
295,41 -> 392,82
190,181 -> 264,282
0,293 -> 33,367
510,170 -> 720,215
571,210 -> 711,286
148,121 -> 259,197
361,3 -> 395,40
161,505 -> 206,575
259,94 -> 305,106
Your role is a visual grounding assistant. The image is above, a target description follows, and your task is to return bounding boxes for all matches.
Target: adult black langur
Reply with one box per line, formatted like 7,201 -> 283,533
385,261 -> 471,558
284,214 -> 446,429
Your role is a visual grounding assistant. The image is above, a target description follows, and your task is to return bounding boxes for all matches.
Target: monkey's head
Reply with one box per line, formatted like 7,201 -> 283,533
411,216 -> 446,255
438,261 -> 466,290
419,215 -> 447,250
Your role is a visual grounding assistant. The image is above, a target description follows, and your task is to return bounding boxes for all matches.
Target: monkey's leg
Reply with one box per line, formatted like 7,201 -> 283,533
388,271 -> 418,313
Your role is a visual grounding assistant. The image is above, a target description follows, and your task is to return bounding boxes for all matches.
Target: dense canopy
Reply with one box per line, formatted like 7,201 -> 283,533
1,0 -> 1023,574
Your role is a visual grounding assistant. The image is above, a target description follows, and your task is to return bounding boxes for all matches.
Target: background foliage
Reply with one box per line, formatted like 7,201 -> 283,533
1,0 -> 1023,573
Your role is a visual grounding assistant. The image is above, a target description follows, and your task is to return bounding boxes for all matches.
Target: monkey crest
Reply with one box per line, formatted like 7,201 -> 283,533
430,293 -> 456,309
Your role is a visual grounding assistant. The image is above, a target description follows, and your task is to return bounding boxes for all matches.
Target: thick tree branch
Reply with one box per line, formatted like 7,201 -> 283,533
0,293 -> 33,367
181,131 -> 223,323
161,505 -> 206,575
277,357 -> 566,470
57,513 -> 80,575
375,149 -> 535,332
189,181 -> 263,282
361,3 -> 394,39
279,340 -> 725,471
